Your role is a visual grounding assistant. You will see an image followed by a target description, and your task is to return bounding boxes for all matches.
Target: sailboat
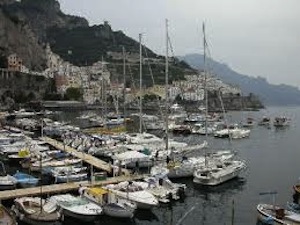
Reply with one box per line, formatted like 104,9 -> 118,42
12,155 -> 62,224
151,20 -> 232,179
80,186 -> 137,218
0,161 -> 17,190
193,23 -> 246,186
49,194 -> 102,221
12,197 -> 61,225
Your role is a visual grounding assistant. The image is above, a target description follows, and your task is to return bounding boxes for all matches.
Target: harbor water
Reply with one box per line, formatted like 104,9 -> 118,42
14,106 -> 300,225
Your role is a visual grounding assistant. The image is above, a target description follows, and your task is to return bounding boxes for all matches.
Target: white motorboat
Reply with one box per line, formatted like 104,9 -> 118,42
193,160 -> 246,186
142,175 -> 186,202
258,117 -> 271,126
113,151 -> 153,168
106,181 -> 159,209
12,197 -> 61,225
242,117 -> 255,128
49,194 -> 102,222
273,117 -> 290,127
125,132 -> 163,145
257,203 -> 300,225
49,166 -> 87,183
30,158 -> 82,172
80,187 -> 136,218
0,161 -> 17,190
214,124 -> 250,139
53,172 -> 87,183
151,150 -> 234,179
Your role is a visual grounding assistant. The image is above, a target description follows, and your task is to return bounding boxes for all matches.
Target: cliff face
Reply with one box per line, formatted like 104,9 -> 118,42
0,71 -> 52,107
0,0 -> 193,80
0,0 -> 88,70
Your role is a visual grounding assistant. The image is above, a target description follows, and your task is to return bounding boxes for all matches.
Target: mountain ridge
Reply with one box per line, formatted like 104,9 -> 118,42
180,53 -> 300,106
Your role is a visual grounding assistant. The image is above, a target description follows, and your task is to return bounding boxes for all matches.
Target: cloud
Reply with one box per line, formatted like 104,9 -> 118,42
58,0 -> 300,87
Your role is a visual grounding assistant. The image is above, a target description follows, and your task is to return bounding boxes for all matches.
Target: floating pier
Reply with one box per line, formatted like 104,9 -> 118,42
0,175 -> 146,201
41,136 -> 131,175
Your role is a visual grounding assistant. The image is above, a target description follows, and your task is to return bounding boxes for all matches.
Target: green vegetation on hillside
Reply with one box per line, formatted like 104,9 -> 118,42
47,23 -> 156,66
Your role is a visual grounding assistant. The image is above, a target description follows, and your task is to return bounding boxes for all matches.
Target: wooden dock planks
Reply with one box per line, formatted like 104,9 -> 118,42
0,175 -> 146,200
41,136 -> 131,175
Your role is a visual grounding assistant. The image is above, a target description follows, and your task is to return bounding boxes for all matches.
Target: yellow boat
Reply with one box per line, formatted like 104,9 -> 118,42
80,187 -> 136,218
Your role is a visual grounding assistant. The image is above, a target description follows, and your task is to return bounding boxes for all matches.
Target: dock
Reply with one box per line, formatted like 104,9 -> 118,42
41,136 -> 131,175
0,175 -> 146,201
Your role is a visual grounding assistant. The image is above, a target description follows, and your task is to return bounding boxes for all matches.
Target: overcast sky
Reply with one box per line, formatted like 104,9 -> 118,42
58,0 -> 300,87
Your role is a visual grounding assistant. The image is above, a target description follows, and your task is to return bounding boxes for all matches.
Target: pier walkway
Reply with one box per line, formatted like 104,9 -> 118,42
0,175 -> 146,201
41,136 -> 131,175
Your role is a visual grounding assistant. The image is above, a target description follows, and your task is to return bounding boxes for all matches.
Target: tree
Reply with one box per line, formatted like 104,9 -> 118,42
65,87 -> 82,101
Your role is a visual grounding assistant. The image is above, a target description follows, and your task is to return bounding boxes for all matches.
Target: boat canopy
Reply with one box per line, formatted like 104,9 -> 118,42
88,187 -> 108,196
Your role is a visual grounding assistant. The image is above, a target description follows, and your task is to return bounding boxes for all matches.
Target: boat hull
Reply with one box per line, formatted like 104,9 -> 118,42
103,205 -> 134,218
257,204 -> 300,225
0,184 -> 16,190
17,216 -> 60,225
62,208 -> 98,222
12,206 -> 60,225
193,163 -> 245,186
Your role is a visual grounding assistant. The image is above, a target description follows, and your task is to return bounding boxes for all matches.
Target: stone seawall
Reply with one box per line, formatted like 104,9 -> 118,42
0,69 -> 52,104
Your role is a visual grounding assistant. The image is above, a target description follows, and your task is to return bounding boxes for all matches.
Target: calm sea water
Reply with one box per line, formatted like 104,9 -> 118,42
17,106 -> 300,225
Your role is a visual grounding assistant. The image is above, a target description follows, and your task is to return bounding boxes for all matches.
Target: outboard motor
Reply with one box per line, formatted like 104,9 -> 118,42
158,178 -> 163,186
177,187 -> 185,199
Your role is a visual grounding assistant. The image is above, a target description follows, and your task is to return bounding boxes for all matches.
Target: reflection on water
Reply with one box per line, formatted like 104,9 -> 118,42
193,177 -> 246,193
13,107 -> 300,225
135,209 -> 159,222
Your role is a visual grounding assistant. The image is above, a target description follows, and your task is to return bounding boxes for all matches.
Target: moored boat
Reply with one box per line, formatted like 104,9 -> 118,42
80,187 -> 136,218
106,181 -> 159,209
13,171 -> 39,188
257,203 -> 300,225
273,117 -> 290,127
0,161 -> 18,190
193,160 -> 246,186
49,194 -> 102,222
12,197 -> 61,225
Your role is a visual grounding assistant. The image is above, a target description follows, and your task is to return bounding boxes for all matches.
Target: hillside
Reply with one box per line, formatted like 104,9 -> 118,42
180,54 -> 300,106
0,0 -> 263,110
0,0 -> 194,85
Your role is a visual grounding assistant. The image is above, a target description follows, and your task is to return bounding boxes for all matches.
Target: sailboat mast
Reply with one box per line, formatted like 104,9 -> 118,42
39,155 -> 43,212
102,56 -> 107,128
165,19 -> 169,150
139,33 -> 143,133
203,23 -> 208,166
122,46 -> 126,119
